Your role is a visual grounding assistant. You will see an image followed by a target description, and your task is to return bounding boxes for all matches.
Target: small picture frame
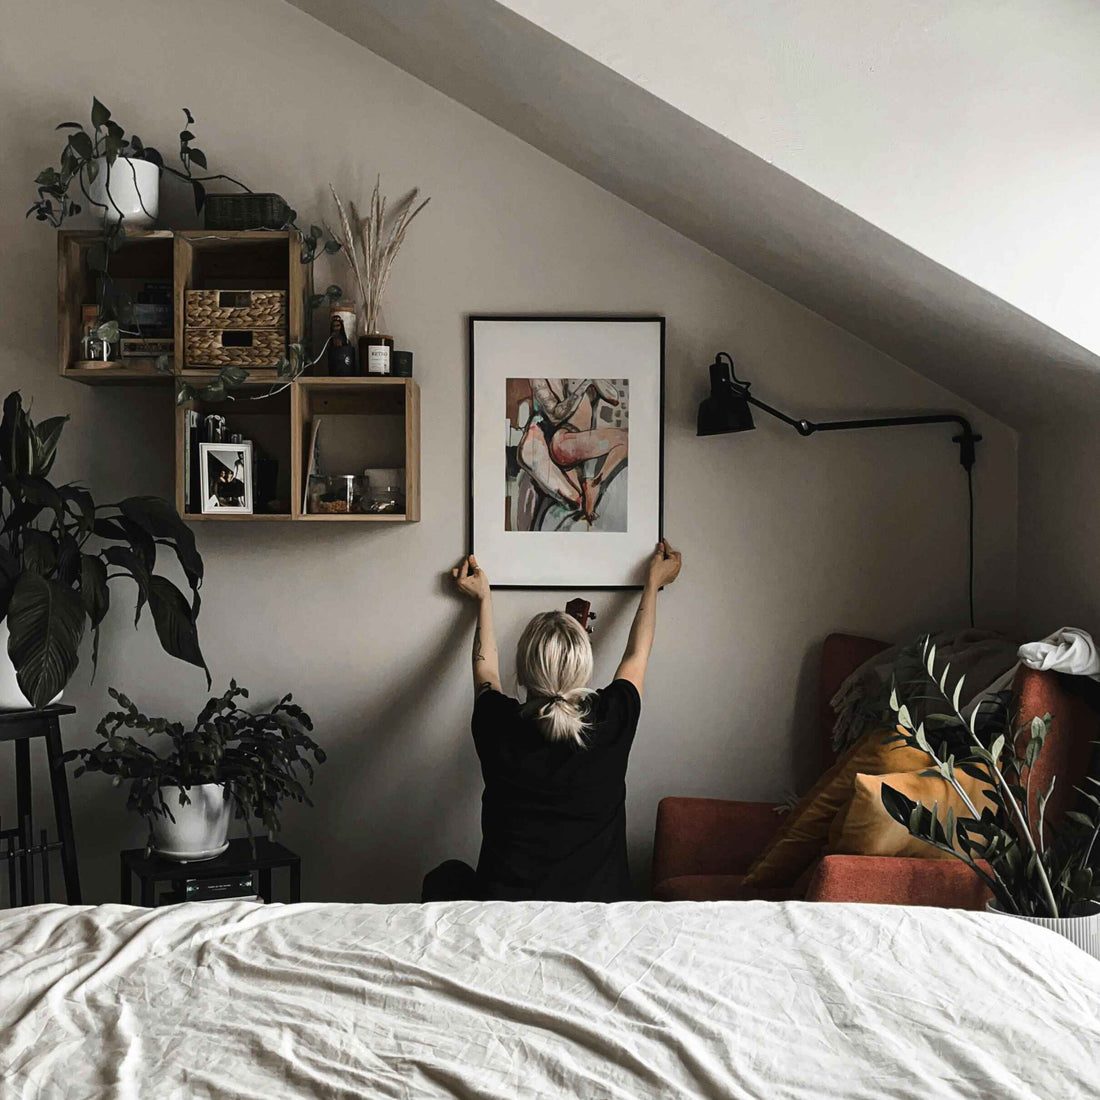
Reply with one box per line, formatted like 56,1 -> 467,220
199,442 -> 253,514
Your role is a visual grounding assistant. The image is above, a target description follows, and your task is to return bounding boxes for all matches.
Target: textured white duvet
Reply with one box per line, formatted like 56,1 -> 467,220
1,900 -> 1098,1099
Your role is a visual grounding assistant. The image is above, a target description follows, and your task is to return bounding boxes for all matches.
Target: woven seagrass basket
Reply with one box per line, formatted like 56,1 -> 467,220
185,289 -> 286,329
203,192 -> 291,230
184,328 -> 285,367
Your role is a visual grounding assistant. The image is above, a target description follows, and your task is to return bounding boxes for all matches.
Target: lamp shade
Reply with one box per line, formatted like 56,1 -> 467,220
697,357 -> 755,436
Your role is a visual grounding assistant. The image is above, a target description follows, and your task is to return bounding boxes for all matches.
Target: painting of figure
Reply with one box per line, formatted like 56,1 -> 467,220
505,378 -> 629,532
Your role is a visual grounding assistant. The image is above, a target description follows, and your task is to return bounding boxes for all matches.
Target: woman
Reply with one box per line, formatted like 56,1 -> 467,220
422,539 -> 682,903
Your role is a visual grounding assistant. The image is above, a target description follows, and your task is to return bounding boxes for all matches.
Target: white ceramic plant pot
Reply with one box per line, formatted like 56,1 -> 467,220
0,618 -> 63,710
87,156 -> 159,226
988,900 -> 1100,962
151,783 -> 231,862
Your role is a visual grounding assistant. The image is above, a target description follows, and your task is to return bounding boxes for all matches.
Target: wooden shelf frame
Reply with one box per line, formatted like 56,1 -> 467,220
291,377 -> 421,523
175,376 -> 420,524
57,228 -> 309,384
58,229 -> 421,526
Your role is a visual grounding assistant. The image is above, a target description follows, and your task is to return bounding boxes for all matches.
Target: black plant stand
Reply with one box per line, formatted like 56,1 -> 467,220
120,837 -> 301,907
0,705 -> 81,906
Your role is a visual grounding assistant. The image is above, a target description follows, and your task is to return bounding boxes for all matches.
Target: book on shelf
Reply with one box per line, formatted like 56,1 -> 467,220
183,409 -> 199,511
184,872 -> 259,902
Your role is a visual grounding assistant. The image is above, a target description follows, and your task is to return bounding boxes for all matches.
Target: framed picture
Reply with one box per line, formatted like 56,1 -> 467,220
469,315 -> 664,589
199,442 -> 253,514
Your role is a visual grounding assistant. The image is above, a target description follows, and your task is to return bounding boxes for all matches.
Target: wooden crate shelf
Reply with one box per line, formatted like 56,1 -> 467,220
292,377 -> 420,523
58,229 -> 420,526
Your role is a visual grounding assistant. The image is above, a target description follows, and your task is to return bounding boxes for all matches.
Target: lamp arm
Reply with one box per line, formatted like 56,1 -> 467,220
738,391 -> 981,471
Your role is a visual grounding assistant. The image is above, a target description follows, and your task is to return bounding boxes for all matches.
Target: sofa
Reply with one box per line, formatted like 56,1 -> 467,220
651,632 -> 1099,908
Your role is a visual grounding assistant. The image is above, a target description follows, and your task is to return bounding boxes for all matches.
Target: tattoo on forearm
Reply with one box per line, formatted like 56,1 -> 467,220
473,625 -> 485,663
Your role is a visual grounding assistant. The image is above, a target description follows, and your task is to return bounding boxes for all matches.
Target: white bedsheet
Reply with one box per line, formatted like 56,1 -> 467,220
1,900 -> 1098,1099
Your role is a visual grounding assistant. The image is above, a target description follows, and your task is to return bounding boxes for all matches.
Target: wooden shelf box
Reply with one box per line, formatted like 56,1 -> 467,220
57,229 -> 175,384
58,229 -> 421,526
292,378 -> 421,522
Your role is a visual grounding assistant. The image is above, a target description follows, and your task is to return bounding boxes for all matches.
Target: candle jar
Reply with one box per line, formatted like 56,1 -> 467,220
359,333 -> 394,376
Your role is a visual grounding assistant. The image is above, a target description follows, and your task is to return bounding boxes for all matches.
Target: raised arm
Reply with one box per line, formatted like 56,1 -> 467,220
452,554 -> 501,695
614,540 -> 682,695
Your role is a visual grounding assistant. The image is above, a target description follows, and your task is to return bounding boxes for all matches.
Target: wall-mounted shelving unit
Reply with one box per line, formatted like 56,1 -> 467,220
57,228 -> 420,525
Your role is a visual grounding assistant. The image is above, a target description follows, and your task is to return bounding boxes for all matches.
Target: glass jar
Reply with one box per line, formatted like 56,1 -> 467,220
307,474 -> 367,514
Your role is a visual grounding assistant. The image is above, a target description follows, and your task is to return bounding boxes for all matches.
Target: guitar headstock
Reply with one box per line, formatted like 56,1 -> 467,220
565,597 -> 595,634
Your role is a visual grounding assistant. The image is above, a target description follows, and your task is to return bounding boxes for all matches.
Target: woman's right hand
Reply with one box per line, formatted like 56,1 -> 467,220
452,554 -> 490,600
647,539 -> 682,589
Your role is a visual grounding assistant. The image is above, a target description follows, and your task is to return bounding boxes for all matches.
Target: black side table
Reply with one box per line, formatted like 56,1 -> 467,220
0,705 -> 81,905
120,837 -> 301,907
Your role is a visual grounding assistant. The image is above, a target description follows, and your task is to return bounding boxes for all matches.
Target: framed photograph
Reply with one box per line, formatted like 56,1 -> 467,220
469,316 -> 664,588
199,442 -> 253,514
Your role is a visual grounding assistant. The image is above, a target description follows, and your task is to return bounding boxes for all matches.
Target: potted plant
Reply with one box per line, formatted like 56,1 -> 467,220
881,638 -> 1100,959
65,683 -> 324,860
0,390 -> 206,708
29,99 -> 340,342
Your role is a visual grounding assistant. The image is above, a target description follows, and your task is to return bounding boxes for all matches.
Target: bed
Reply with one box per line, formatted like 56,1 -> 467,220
1,899 -> 1097,1098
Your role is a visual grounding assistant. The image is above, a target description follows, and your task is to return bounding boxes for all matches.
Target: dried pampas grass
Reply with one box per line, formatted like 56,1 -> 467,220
329,178 -> 430,335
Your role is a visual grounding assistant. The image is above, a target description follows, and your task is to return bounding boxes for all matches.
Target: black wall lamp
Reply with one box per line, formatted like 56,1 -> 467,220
698,351 -> 982,623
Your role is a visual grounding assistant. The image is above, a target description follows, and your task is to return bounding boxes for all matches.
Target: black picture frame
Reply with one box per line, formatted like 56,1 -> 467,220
467,314 -> 666,590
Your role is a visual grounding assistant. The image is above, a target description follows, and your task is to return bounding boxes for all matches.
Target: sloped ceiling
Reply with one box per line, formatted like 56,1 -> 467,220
288,0 -> 1100,428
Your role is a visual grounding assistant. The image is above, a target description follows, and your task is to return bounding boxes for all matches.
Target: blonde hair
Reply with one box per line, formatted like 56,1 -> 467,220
516,611 -> 596,746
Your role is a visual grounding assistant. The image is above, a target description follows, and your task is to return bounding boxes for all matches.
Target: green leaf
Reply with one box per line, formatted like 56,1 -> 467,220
116,496 -> 203,597
102,544 -> 151,625
6,572 -> 85,707
188,148 -> 207,170
69,130 -> 94,159
90,97 -> 111,129
147,576 -> 209,686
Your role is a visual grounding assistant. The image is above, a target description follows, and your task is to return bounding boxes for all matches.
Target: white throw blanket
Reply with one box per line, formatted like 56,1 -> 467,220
1,900 -> 1098,1098
1019,626 -> 1100,680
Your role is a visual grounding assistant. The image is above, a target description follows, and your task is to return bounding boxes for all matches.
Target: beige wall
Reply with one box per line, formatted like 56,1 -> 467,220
0,0 -> 1018,902
1017,417 -> 1100,641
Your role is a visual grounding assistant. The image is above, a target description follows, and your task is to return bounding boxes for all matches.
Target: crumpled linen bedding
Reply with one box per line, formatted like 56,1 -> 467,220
1,900 -> 1098,1099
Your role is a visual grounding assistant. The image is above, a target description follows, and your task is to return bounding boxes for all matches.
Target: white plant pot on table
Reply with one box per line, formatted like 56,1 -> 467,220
86,157 -> 159,226
152,783 -> 231,861
0,618 -> 62,710
988,900 -> 1100,962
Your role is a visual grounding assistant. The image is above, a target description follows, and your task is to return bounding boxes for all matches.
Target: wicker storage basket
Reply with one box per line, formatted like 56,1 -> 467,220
186,289 -> 286,329
203,193 -> 291,230
185,328 -> 285,367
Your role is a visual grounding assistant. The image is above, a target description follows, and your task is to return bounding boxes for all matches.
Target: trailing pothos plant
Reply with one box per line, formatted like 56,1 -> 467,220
64,683 -> 325,849
881,637 -> 1100,918
160,331 -> 340,406
0,391 -> 207,707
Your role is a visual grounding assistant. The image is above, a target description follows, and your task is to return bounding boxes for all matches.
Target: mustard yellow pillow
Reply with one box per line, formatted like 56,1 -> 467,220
831,767 -> 995,859
742,729 -> 931,888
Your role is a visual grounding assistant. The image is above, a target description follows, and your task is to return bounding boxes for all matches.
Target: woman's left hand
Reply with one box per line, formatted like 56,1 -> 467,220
452,554 -> 490,600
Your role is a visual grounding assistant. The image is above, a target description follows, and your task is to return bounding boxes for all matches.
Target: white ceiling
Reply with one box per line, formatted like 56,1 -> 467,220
288,0 -> 1100,427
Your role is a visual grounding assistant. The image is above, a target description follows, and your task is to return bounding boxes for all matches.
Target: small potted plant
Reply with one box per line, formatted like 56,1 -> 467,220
0,390 -> 206,709
65,683 -> 325,860
881,638 -> 1100,959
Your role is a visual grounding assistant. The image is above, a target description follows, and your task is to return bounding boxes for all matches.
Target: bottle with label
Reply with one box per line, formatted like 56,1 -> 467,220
359,333 -> 394,376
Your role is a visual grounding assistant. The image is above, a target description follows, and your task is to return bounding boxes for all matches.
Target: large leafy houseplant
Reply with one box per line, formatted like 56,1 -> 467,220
0,391 -> 207,707
881,638 -> 1100,918
65,683 -> 325,847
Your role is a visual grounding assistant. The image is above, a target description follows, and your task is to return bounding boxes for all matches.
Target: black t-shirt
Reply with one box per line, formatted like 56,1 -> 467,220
471,679 -> 642,902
